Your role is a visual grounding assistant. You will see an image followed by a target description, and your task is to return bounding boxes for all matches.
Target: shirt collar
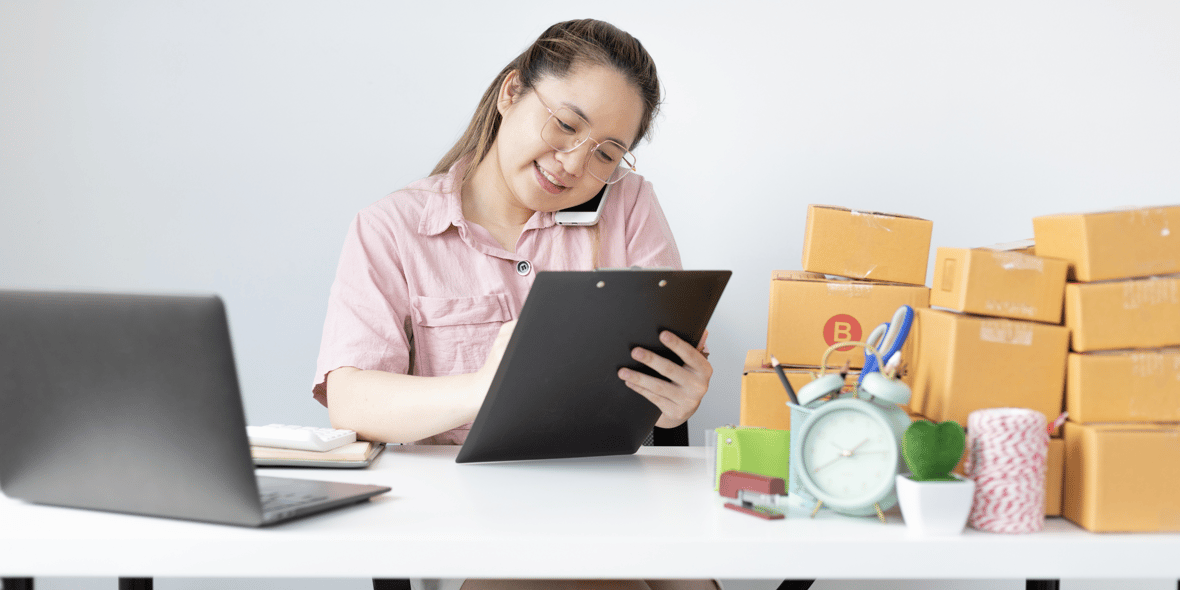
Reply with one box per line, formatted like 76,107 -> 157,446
417,157 -> 558,237
418,159 -> 467,237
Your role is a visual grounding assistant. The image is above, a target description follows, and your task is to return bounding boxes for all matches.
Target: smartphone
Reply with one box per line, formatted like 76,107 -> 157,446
554,184 -> 609,226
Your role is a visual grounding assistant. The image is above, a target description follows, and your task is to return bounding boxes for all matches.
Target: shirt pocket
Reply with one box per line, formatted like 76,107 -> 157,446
411,294 -> 513,376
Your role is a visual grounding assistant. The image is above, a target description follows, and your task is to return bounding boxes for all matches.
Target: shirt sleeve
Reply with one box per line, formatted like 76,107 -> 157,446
622,177 -> 684,271
311,210 -> 413,407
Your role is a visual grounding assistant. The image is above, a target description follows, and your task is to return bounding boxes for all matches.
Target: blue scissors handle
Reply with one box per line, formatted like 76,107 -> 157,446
858,305 -> 914,386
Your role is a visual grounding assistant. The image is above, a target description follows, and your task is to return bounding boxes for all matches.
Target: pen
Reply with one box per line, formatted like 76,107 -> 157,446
769,355 -> 800,405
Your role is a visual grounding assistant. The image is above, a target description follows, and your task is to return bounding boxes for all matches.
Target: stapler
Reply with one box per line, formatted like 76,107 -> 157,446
719,470 -> 787,520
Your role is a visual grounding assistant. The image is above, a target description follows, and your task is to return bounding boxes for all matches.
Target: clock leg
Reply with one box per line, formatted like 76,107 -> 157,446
809,500 -> 823,518
874,503 -> 886,524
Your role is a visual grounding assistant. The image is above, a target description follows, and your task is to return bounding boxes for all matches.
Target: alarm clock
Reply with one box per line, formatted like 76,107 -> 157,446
791,395 -> 910,520
787,329 -> 914,520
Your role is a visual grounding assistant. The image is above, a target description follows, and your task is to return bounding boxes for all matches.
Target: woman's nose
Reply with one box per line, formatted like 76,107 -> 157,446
554,143 -> 592,177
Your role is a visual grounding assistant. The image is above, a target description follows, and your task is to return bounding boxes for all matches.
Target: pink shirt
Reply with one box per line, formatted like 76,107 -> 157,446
312,162 -> 682,444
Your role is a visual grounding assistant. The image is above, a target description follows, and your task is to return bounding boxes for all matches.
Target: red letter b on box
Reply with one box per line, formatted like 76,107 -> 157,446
824,314 -> 862,352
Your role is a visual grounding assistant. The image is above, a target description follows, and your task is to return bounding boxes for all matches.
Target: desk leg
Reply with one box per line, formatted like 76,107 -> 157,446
774,581 -> 814,590
1026,581 -> 1059,590
118,578 -> 152,590
373,579 -> 411,590
2,579 -> 34,590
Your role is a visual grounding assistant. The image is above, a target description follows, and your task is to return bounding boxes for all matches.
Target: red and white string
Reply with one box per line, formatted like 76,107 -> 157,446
965,408 -> 1048,534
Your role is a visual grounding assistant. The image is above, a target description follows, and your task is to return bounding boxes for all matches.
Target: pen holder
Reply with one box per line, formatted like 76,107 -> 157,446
786,402 -> 817,507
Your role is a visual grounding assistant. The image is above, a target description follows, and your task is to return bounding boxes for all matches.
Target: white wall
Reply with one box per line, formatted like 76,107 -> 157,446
3,0 -> 1179,443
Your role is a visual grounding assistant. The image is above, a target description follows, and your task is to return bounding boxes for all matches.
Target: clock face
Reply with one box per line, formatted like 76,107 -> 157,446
798,400 -> 899,511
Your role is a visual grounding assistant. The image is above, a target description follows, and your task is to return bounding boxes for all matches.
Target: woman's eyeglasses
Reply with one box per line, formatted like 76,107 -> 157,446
536,94 -> 636,185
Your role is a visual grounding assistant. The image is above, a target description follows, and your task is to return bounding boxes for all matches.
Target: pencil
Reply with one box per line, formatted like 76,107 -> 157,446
769,355 -> 800,405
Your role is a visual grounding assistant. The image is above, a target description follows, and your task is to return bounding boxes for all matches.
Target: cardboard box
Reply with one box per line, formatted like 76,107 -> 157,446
984,238 -> 1036,255
1066,349 -> 1180,423
930,247 -> 1069,324
910,308 -> 1069,426
1064,275 -> 1180,352
766,271 -> 930,370
1033,205 -> 1180,282
740,350 -> 860,429
801,205 -> 934,286
1045,437 -> 1064,517
1062,421 -> 1180,532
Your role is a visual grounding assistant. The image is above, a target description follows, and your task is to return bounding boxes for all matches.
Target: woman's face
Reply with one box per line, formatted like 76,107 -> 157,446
489,64 -> 644,215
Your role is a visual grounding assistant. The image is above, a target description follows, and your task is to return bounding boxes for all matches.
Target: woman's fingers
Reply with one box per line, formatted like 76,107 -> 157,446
617,330 -> 713,428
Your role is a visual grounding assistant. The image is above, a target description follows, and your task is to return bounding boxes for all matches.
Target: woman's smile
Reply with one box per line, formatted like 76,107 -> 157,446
533,161 -> 568,194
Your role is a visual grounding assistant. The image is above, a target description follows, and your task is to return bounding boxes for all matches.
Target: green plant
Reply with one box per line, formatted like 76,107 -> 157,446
901,419 -> 966,481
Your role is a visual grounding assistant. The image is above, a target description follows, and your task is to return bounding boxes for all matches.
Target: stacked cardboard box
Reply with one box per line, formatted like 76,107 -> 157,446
741,205 -> 932,429
1035,205 -> 1180,532
801,205 -> 934,286
765,271 -> 929,375
911,243 -> 1071,515
782,205 -> 933,376
913,245 -> 1071,426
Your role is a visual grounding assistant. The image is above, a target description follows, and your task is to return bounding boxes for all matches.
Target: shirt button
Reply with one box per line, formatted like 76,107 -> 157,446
516,260 -> 532,276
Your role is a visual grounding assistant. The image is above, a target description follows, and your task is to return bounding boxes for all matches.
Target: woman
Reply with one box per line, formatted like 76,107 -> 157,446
313,19 -> 719,589
314,18 -> 713,446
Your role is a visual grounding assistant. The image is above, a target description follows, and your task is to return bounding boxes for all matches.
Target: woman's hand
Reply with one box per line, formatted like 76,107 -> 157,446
617,329 -> 712,429
473,320 -> 517,396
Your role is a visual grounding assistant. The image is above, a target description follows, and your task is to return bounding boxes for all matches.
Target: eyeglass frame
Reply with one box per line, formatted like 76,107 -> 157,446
533,92 -> 638,185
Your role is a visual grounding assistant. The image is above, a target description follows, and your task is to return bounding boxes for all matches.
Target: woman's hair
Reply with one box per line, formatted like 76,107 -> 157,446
432,19 -> 661,180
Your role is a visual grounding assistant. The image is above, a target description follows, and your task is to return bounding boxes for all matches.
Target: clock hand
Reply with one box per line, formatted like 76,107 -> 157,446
830,438 -> 869,453
813,442 -> 862,472
815,438 -> 878,472
846,450 -> 891,463
812,454 -> 847,473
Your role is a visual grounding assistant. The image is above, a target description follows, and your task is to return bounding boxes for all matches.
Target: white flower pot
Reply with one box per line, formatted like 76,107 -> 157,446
896,473 -> 975,535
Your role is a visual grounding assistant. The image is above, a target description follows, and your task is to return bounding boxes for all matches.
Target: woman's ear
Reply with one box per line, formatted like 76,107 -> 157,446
497,70 -> 524,115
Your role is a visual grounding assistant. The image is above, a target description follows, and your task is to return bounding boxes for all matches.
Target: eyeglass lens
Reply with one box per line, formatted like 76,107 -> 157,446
541,107 -> 635,184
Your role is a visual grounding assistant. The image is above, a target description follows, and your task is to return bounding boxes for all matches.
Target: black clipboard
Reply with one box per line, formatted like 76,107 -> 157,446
456,269 -> 731,463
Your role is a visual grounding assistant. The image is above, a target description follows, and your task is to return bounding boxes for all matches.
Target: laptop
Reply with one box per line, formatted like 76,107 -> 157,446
0,290 -> 390,526
456,269 -> 731,463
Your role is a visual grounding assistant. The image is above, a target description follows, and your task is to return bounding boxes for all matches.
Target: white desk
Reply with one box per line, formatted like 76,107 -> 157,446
2,445 -> 1178,580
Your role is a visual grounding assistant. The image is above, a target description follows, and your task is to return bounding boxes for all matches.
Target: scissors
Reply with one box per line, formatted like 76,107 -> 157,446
857,304 -> 914,387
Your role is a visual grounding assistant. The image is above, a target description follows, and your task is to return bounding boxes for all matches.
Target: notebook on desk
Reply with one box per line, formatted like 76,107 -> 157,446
0,290 -> 390,527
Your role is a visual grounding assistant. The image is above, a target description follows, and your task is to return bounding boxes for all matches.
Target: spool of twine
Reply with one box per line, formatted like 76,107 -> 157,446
965,408 -> 1048,533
